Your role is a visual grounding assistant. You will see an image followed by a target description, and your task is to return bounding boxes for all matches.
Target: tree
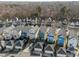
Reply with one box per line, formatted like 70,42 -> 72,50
36,6 -> 42,17
2,13 -> 10,20
31,13 -> 38,17
60,6 -> 70,18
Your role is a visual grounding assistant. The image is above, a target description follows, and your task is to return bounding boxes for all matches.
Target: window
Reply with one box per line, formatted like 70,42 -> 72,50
6,41 -> 12,46
15,41 -> 21,46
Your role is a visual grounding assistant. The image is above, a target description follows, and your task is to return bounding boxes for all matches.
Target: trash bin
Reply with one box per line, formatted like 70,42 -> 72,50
57,35 -> 64,47
47,33 -> 54,44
